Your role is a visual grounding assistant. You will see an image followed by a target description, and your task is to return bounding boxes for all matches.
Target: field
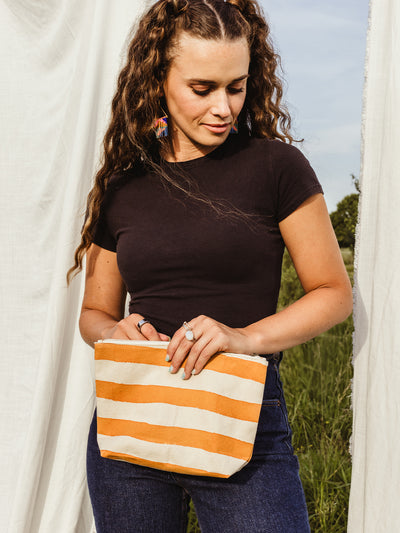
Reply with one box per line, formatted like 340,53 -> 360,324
187,249 -> 354,532
279,249 -> 354,531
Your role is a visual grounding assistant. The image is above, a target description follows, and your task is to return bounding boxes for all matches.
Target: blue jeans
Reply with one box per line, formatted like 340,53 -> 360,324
87,353 -> 310,532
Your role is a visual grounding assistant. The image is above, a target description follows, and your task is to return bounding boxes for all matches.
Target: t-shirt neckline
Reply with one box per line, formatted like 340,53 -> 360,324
160,135 -> 233,169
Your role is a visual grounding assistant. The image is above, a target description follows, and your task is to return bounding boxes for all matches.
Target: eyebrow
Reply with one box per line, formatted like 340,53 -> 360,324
188,74 -> 249,84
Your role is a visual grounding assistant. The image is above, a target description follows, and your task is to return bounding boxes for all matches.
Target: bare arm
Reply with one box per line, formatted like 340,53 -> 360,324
244,193 -> 353,352
79,244 -> 169,347
167,193 -> 353,377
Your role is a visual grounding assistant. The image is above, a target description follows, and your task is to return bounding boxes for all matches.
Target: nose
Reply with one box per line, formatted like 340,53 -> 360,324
210,89 -> 231,119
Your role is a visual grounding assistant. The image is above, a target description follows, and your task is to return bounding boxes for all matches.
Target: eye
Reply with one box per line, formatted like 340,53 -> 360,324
192,87 -> 211,96
191,84 -> 245,96
228,86 -> 245,95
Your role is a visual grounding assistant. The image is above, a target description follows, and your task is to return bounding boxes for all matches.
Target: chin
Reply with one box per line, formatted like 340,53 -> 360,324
198,131 -> 230,146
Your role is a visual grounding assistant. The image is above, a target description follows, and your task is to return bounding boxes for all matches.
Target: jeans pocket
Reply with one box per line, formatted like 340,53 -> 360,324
252,398 -> 294,456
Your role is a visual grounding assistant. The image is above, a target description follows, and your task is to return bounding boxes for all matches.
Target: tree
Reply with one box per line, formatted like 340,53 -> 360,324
330,175 -> 360,250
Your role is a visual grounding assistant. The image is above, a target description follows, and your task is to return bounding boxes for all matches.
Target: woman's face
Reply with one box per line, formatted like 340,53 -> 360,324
163,33 -> 250,162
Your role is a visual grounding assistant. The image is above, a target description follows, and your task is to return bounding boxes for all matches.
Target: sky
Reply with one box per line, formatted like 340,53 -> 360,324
259,0 -> 370,212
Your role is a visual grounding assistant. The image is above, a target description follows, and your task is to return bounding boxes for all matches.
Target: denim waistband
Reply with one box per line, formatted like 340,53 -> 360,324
262,351 -> 282,364
262,351 -> 284,401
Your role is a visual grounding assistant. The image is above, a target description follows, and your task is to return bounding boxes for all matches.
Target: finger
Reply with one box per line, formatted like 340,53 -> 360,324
108,329 -> 130,340
170,322 -> 218,379
168,325 -> 206,373
182,336 -> 214,379
168,336 -> 194,374
167,316 -> 212,366
114,321 -> 147,341
119,314 -> 146,340
185,338 -> 222,378
167,323 -> 192,362
108,314 -> 153,341
126,314 -> 163,341
139,320 -> 165,341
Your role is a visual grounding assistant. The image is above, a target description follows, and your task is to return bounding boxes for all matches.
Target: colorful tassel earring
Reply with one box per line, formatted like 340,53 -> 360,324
153,115 -> 168,138
230,120 -> 238,134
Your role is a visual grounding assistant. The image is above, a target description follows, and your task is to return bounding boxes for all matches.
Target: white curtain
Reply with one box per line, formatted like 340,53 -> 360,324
348,0 -> 400,532
0,1 -> 145,531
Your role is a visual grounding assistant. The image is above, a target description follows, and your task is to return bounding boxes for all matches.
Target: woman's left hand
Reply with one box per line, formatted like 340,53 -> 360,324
166,315 -> 255,379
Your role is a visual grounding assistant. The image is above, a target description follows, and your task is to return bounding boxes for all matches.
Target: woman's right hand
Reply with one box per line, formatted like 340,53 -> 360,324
101,313 -> 170,342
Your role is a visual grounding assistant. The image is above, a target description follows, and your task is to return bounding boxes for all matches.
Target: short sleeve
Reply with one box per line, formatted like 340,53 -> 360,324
272,142 -> 324,223
92,197 -> 117,252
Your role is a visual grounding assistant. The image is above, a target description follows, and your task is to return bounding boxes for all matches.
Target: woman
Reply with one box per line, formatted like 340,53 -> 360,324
69,0 -> 353,531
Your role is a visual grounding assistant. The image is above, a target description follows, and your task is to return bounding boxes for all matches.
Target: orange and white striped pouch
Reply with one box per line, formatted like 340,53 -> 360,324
94,339 -> 268,478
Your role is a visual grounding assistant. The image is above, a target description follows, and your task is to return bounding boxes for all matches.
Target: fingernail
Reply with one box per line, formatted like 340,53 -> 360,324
165,354 -> 170,362
181,372 -> 186,380
191,369 -> 196,375
169,365 -> 173,373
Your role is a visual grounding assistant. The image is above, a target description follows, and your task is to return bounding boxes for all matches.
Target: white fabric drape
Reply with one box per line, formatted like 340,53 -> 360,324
0,1 -> 145,531
348,0 -> 400,531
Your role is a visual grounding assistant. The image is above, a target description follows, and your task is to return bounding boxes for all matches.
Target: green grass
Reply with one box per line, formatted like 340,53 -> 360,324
187,249 -> 354,532
281,319 -> 353,532
187,500 -> 201,533
280,249 -> 354,532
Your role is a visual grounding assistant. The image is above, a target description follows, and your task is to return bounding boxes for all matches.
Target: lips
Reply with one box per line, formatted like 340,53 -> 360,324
202,123 -> 231,134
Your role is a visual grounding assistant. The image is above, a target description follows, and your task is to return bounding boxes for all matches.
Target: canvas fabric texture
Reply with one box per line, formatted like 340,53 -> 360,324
348,0 -> 400,531
0,1 -> 146,532
95,340 -> 268,478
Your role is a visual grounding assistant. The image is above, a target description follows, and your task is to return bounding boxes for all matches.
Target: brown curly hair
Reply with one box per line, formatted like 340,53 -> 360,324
67,0 -> 293,283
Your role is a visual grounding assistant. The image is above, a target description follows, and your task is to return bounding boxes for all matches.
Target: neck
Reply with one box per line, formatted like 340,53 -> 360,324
161,136 -> 220,163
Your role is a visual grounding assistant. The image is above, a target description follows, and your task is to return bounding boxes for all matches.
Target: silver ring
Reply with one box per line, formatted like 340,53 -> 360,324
183,321 -> 196,342
137,318 -> 150,332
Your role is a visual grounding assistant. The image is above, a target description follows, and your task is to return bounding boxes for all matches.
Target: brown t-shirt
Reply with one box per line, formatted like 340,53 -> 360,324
93,134 -> 323,337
